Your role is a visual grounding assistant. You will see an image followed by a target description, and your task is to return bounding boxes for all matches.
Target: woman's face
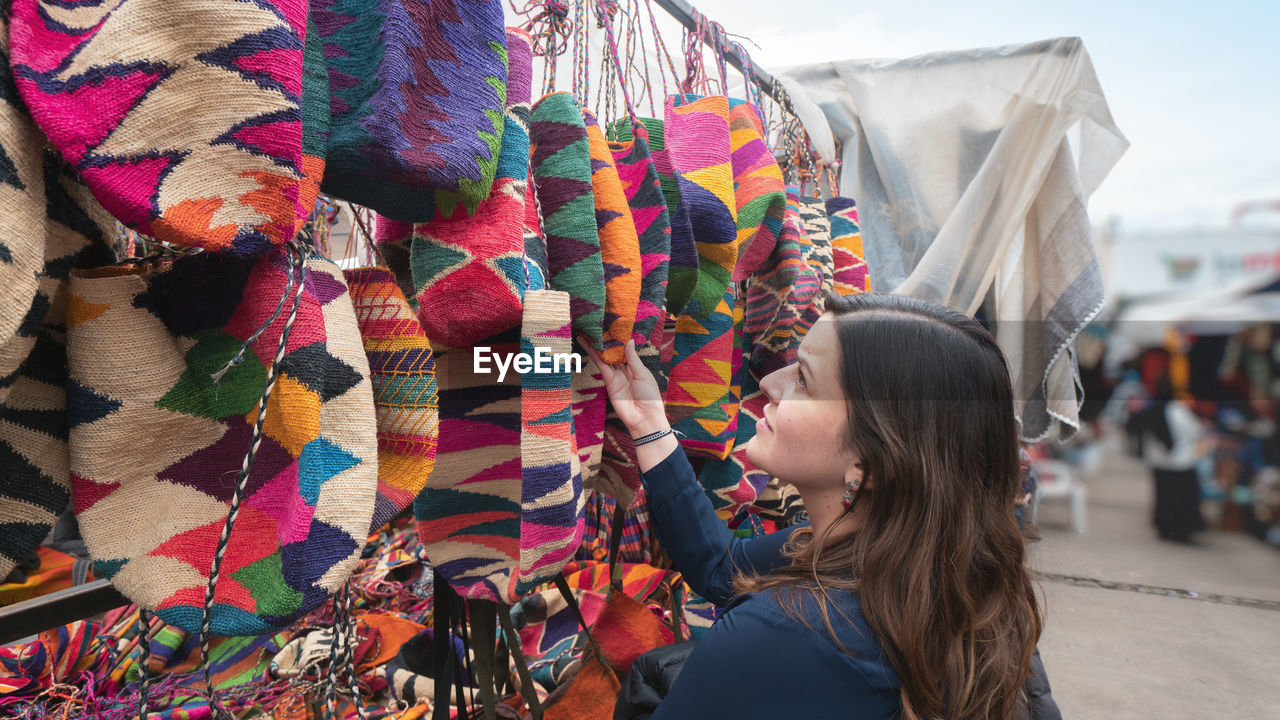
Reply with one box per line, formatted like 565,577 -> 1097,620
746,314 -> 861,491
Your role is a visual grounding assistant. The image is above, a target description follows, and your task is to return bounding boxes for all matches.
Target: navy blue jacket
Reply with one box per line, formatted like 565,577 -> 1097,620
641,447 -> 901,719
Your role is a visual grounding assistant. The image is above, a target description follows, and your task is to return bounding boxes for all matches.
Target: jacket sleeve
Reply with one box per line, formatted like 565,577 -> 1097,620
650,600 -> 898,719
641,445 -> 800,606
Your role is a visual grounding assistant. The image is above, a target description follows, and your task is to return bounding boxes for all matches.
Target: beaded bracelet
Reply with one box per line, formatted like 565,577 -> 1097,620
633,428 -> 675,446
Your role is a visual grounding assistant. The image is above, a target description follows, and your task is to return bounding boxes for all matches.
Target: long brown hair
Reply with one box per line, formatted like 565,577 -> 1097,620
736,293 -> 1042,720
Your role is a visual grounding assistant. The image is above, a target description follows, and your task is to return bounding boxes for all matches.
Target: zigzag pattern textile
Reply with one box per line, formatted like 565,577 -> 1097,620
571,354 -> 608,491
508,28 -> 551,295
413,332 -> 522,603
744,186 -> 822,378
693,335 -> 771,512
826,196 -> 871,294
407,35 -> 528,348
608,122 -> 672,389
798,196 -> 835,301
10,0 -> 317,255
530,92 -> 604,354
0,151 -> 115,581
310,0 -> 508,221
65,251 -> 378,636
582,111 -> 640,366
612,117 -> 697,317
727,100 -> 784,282
595,416 -> 642,507
343,266 -> 439,534
664,95 -> 738,316
664,285 -> 745,461
516,289 -> 584,596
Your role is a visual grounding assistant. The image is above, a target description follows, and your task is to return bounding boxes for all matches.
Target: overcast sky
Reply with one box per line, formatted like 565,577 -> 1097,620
632,0 -> 1280,233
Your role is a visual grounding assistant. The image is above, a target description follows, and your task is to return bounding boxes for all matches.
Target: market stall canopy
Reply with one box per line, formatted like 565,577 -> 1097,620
774,37 -> 1129,441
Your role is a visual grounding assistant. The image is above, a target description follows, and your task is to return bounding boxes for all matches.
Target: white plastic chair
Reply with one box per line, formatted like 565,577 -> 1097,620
1030,460 -> 1087,533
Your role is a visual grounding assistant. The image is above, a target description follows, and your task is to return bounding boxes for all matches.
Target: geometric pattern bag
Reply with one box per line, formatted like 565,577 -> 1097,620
66,248 -> 378,635
727,100 -> 784,282
665,284 -> 744,461
743,186 -> 822,378
826,196 -> 871,294
10,0 -> 316,256
343,266 -> 439,533
310,0 -> 509,221
798,196 -> 834,301
582,110 -> 640,366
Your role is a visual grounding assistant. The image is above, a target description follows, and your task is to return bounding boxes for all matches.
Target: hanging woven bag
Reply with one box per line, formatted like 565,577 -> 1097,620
581,111 -> 640,366
9,0 -> 317,255
664,285 -> 745,461
309,0 -> 508,221
798,195 -> 835,301
342,265 -> 439,533
66,247 -> 378,635
727,100 -> 785,282
407,84 -> 529,347
826,196 -> 871,294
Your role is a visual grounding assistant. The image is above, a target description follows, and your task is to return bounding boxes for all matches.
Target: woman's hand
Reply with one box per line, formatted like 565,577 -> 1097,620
581,338 -> 669,438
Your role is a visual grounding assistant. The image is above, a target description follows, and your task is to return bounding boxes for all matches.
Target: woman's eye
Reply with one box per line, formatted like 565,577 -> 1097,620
796,368 -> 806,389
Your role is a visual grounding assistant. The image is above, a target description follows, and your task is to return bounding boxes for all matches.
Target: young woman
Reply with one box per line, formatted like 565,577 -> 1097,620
586,293 -> 1044,719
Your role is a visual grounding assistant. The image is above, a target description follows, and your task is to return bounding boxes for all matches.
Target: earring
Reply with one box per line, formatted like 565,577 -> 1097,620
841,476 -> 862,510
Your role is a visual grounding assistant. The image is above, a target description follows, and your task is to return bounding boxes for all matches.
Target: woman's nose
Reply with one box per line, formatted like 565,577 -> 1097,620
759,365 -> 789,405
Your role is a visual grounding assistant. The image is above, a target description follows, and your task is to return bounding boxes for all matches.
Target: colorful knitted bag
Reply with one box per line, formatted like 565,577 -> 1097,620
693,336 -> 771,512
826,196 -> 871,294
407,93 -> 529,348
65,249 -> 378,635
10,0 -> 317,255
530,92 -> 604,354
664,95 -> 738,316
612,117 -> 697,317
516,289 -> 584,596
727,100 -> 785,282
595,417 -> 643,507
572,351 -> 609,491
608,122 -> 672,388
743,186 -> 822,378
798,196 -> 835,301
0,155 -> 115,582
664,284 -> 744,461
343,266 -> 439,533
581,111 -> 640,366
413,331 -> 522,603
310,0 -> 508,221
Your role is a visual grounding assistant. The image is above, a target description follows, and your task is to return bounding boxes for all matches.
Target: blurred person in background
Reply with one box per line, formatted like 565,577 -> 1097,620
1128,375 -> 1207,542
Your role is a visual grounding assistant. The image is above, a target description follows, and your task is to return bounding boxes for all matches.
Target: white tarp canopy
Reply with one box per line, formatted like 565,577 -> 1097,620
774,37 -> 1128,441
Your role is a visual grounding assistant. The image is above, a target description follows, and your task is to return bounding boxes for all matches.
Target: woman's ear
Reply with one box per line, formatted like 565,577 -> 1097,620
845,461 -> 869,492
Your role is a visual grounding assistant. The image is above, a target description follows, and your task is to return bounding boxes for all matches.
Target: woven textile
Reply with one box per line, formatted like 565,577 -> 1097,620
343,266 -> 439,533
594,418 -> 642,506
413,331 -> 522,603
693,337 -> 770,512
65,250 -> 378,635
665,95 -> 738,316
613,117 -> 697,316
665,284 -> 744,461
311,0 -> 508,220
571,355 -> 608,489
408,105 -> 528,348
582,111 -> 640,366
530,92 -> 604,354
0,154 -> 115,582
727,101 -> 785,282
516,290 -> 584,596
608,123 -> 672,387
826,196 -> 871,294
798,196 -> 835,301
10,0 -> 316,255
743,186 -> 822,378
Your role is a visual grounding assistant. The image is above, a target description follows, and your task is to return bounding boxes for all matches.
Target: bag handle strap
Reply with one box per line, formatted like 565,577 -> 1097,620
466,600 -> 500,720
607,500 -> 627,592
552,573 -> 609,672
497,602 -> 544,720
432,573 -> 457,720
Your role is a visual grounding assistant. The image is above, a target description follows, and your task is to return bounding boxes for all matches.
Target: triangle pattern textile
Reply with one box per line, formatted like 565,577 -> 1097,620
581,111 -> 640,366
826,196 -> 872,294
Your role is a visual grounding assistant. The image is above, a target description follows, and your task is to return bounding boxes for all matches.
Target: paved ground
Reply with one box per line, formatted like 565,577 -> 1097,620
1029,435 -> 1280,719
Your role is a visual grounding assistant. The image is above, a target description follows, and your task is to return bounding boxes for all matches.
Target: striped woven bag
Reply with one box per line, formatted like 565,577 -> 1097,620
826,196 -> 871,294
743,186 -> 823,378
608,121 -> 672,388
516,289 -> 584,597
530,92 -> 605,355
664,284 -> 745,461
798,196 -> 835,301
310,0 -> 508,221
582,111 -> 640,366
406,29 -> 530,348
0,154 -> 115,582
612,117 -> 697,317
727,100 -> 785,282
10,0 -> 318,255
664,95 -> 738,316
65,248 -> 378,635
342,266 -> 439,533
413,332 -> 522,603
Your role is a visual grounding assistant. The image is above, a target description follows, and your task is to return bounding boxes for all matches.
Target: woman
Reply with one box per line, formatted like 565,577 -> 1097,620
1129,375 -> 1206,542
586,293 -> 1043,719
